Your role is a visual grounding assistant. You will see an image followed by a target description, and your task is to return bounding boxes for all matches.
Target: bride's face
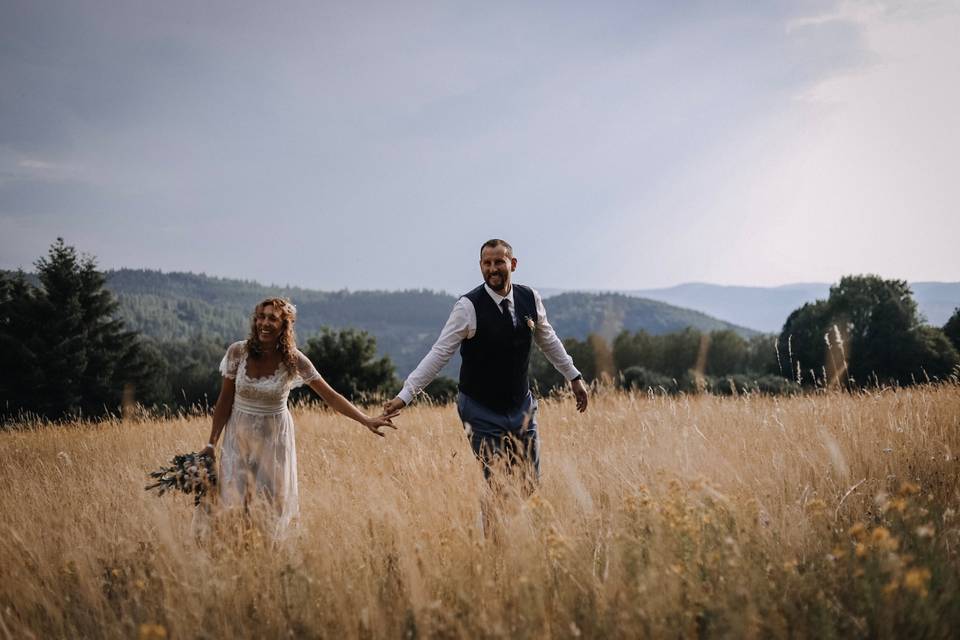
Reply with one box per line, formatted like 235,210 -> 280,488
255,304 -> 283,343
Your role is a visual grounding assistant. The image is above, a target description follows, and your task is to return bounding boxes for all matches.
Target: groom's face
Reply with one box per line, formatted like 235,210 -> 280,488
480,245 -> 517,293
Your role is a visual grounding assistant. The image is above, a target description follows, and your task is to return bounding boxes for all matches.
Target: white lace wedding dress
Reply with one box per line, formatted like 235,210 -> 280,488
215,340 -> 321,536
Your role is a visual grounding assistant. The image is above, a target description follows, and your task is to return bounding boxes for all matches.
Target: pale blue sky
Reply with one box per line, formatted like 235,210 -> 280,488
1,0 -> 958,294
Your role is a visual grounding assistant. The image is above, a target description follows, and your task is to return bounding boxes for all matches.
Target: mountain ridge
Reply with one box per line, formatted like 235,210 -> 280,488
96,269 -> 757,376
539,281 -> 959,332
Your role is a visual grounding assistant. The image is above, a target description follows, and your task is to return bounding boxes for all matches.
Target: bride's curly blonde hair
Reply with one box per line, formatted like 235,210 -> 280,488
246,297 -> 298,371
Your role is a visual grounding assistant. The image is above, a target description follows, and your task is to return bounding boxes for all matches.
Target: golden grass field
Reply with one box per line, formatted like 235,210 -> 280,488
2,384 -> 959,639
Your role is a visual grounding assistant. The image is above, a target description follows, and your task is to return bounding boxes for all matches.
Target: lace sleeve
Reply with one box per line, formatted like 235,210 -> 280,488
219,341 -> 246,379
292,350 -> 322,388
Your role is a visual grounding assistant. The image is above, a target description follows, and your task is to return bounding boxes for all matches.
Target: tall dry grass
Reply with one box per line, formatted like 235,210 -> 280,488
2,385 -> 959,639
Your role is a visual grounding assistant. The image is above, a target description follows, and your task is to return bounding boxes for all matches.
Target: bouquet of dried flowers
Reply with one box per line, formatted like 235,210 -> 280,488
145,451 -> 217,506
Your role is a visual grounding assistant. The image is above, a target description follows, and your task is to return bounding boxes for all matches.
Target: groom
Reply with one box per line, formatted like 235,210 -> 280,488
383,239 -> 588,488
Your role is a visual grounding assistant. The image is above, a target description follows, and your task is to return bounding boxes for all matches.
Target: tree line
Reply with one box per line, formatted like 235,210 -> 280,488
778,276 -> 959,387
531,276 -> 960,395
529,329 -> 796,396
0,240 -> 451,423
2,240 -> 958,423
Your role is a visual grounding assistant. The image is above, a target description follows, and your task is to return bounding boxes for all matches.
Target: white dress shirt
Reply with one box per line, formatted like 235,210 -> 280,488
398,284 -> 581,405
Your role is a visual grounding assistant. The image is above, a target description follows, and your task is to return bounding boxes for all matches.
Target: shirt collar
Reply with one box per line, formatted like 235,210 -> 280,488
483,283 -> 514,307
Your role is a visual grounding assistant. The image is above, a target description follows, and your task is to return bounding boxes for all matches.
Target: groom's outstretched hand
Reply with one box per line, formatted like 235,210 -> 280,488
571,378 -> 589,413
383,397 -> 406,415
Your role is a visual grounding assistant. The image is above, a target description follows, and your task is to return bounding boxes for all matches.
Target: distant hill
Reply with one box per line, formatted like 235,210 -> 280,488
911,283 -> 960,326
544,292 -> 757,341
607,281 -> 960,333
98,270 -> 755,376
103,270 -> 459,377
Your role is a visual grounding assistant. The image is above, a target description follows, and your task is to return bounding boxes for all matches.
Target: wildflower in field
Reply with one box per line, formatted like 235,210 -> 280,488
870,527 -> 898,552
886,497 -> 908,514
899,481 -> 921,497
805,498 -> 827,514
138,623 -> 167,640
903,567 -> 932,597
915,524 -> 935,538
882,578 -> 900,598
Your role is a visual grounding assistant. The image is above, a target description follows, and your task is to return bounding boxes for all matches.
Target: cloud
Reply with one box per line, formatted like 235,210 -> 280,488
0,1 -> 955,291
18,159 -> 59,170
662,2 -> 960,285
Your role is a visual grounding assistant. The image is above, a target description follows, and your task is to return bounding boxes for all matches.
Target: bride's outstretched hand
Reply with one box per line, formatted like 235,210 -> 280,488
364,410 -> 400,437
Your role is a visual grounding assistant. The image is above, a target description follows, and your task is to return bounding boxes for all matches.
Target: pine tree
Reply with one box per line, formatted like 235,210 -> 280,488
0,271 -> 45,418
1,239 -> 162,421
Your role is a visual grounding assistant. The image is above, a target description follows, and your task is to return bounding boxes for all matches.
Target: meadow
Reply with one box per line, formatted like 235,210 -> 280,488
1,384 -> 959,639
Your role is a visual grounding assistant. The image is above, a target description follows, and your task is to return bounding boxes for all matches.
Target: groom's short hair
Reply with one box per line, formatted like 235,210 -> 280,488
480,238 -> 513,258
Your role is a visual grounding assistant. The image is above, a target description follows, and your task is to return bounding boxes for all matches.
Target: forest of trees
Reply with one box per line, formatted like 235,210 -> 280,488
2,240 -> 958,423
0,241 -> 403,421
529,329 -> 796,396
530,277 -> 960,395
777,276 -> 960,387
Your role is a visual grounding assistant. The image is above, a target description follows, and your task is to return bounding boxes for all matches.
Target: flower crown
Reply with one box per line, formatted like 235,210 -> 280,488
257,298 -> 297,323
279,300 -> 297,319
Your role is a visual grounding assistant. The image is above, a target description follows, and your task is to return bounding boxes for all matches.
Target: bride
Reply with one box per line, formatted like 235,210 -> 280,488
201,297 -> 397,535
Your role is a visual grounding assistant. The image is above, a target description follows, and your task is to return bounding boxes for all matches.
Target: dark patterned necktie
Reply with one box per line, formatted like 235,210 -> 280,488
500,299 -> 514,328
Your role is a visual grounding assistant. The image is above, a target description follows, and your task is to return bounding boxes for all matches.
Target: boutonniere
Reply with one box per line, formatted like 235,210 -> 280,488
524,315 -> 536,332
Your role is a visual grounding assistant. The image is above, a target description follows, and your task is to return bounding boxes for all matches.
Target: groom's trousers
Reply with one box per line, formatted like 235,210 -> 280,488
456,391 -> 540,491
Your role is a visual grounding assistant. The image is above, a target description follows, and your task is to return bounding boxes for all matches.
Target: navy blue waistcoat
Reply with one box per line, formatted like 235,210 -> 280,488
458,284 -> 538,413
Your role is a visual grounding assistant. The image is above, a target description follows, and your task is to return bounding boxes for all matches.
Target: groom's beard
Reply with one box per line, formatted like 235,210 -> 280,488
485,271 -> 509,292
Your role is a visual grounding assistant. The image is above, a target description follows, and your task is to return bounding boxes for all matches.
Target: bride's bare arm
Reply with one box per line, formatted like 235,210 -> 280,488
306,377 -> 399,437
203,377 -> 236,455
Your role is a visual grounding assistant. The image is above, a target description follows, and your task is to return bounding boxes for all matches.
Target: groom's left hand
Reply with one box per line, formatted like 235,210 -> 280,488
571,378 -> 588,413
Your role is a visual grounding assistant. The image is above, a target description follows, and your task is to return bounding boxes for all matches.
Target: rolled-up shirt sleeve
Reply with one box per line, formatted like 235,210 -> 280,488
398,298 -> 474,404
532,289 -> 582,381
